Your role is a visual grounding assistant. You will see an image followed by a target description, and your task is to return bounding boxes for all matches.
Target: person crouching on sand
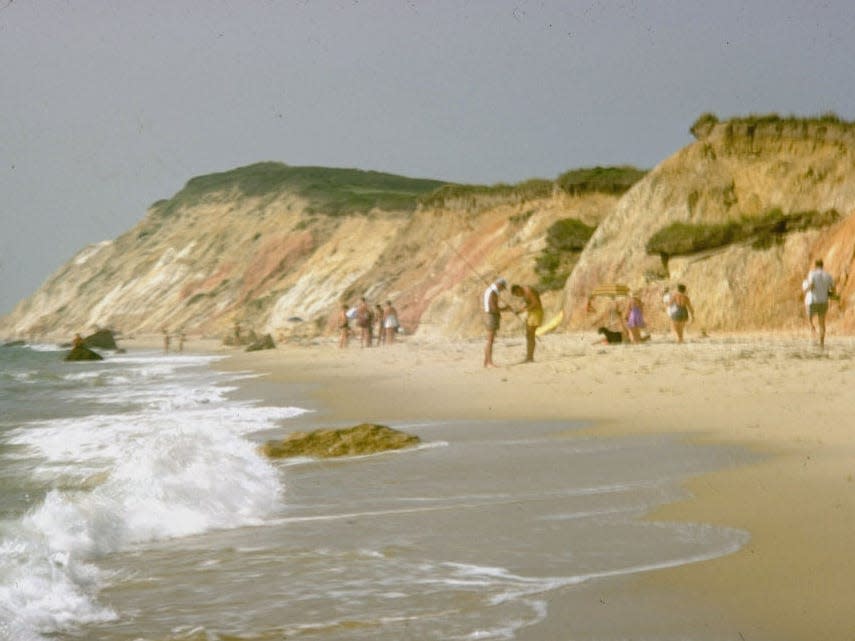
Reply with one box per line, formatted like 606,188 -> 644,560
483,278 -> 509,367
511,284 -> 542,362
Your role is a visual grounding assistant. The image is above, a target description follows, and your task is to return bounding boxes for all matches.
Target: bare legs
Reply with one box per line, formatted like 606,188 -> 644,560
671,320 -> 686,343
484,329 -> 497,367
817,311 -> 827,348
524,326 -> 536,362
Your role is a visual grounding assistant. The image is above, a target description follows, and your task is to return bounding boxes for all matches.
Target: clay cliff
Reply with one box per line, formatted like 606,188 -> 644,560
3,115 -> 854,343
0,163 -> 620,341
563,115 -> 855,334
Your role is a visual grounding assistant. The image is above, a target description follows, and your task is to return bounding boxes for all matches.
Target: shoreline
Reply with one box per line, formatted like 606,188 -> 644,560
143,330 -> 854,639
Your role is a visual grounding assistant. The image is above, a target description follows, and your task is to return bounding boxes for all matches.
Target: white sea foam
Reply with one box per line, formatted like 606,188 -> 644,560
26,343 -> 66,353
0,350 -> 308,640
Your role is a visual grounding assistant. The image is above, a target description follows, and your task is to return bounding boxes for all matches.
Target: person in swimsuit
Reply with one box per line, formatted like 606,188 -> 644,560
338,304 -> 350,348
383,300 -> 400,344
482,278 -> 509,367
624,294 -> 650,343
356,297 -> 372,348
511,284 -> 543,362
374,304 -> 385,346
668,284 -> 694,343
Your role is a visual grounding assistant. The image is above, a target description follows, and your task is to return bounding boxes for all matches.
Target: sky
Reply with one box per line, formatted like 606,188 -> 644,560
2,0 -> 854,315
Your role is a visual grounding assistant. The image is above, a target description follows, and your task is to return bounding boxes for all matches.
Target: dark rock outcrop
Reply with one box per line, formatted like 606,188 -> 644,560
245,333 -> 275,352
261,423 -> 420,459
84,329 -> 118,350
65,345 -> 104,361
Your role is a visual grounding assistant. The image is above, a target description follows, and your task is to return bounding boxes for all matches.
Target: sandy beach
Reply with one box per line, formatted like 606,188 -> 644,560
165,328 -> 855,640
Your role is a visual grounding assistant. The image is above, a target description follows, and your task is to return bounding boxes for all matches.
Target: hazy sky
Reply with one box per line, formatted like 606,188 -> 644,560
2,1 -> 854,315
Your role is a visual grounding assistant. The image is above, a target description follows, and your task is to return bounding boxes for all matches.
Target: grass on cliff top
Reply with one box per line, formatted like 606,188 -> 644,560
418,166 -> 647,208
690,111 -> 853,139
646,208 -> 840,256
153,161 -> 648,217
153,162 -> 448,217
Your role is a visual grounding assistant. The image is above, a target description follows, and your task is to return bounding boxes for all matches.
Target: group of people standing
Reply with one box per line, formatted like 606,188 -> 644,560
482,257 -> 837,366
339,297 -> 399,348
483,278 -> 543,367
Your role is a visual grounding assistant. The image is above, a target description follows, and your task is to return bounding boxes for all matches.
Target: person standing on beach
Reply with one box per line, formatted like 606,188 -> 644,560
803,258 -> 835,347
483,277 -> 509,367
374,304 -> 385,346
338,304 -> 350,348
624,294 -> 650,344
383,300 -> 400,344
511,284 -> 542,362
667,284 -> 694,343
162,327 -> 170,353
356,297 -> 371,348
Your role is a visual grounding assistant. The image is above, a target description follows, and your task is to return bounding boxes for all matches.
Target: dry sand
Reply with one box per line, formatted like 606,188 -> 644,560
138,328 -> 855,640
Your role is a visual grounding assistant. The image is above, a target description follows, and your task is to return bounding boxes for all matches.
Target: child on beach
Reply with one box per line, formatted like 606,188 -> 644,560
624,294 -> 650,343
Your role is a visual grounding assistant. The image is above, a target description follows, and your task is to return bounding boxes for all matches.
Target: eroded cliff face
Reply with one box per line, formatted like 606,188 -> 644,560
0,184 -> 614,341
5,118 -> 855,343
563,119 -> 855,334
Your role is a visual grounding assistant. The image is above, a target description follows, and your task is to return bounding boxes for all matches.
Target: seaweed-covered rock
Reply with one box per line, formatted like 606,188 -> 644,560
261,423 -> 420,459
65,345 -> 104,361
245,333 -> 275,352
84,329 -> 118,350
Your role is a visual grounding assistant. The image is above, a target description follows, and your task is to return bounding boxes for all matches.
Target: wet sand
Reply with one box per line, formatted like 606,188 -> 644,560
135,329 -> 855,640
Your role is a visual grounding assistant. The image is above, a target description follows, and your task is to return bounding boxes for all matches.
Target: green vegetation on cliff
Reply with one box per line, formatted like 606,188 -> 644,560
555,166 -> 647,196
418,179 -> 554,208
418,166 -> 647,209
535,218 -> 596,290
690,111 -> 852,140
154,162 -> 648,217
646,208 -> 840,257
153,162 -> 448,217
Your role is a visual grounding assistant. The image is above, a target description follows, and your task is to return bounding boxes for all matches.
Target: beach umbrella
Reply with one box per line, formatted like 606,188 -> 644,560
589,283 -> 630,299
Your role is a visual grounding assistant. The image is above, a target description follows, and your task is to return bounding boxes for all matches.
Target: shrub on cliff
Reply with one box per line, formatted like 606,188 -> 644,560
535,218 -> 596,290
690,112 -> 719,139
556,166 -> 646,196
646,209 -> 840,257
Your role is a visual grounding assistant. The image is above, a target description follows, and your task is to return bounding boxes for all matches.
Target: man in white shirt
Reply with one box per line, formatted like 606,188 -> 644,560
483,277 -> 508,367
803,258 -> 835,347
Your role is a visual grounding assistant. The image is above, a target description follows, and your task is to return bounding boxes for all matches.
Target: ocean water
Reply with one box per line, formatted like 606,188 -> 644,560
0,342 -> 752,641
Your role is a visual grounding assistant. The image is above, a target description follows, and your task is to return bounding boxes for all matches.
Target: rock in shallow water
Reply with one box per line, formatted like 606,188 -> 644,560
64,345 -> 104,361
261,423 -> 420,459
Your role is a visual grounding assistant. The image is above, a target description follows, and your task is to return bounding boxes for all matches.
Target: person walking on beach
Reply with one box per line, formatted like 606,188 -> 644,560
667,284 -> 694,343
511,284 -> 543,362
383,300 -> 400,344
803,258 -> 835,348
483,277 -> 509,367
624,294 -> 650,344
